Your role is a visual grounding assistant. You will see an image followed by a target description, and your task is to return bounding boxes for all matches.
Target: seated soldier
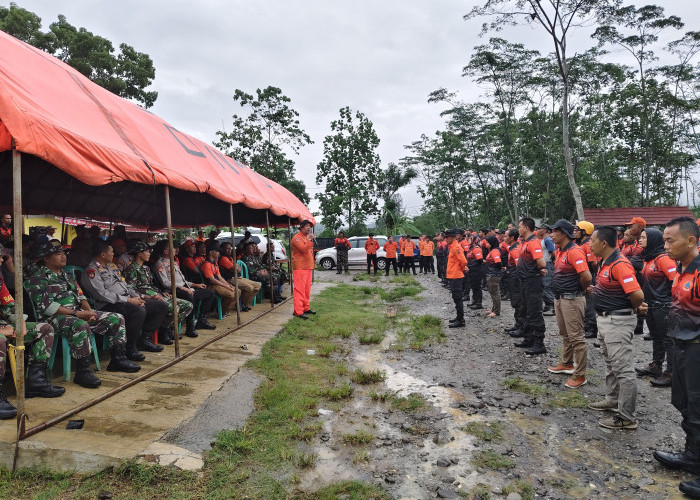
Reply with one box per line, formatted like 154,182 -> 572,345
242,242 -> 284,304
81,239 -> 169,360
25,240 -> 139,389
179,240 -> 203,284
262,240 -> 288,287
200,242 -> 239,315
124,241 -> 194,345
152,240 -> 216,336
218,242 -> 260,312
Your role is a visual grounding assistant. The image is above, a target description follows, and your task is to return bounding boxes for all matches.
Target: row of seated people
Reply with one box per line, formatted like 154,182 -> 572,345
0,237 -> 284,420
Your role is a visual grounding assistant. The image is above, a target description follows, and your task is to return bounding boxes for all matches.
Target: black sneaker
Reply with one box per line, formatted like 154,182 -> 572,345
448,321 -> 465,328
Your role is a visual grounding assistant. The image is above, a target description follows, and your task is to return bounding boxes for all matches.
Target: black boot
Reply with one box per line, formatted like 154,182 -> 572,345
25,362 -> 65,398
525,340 -> 547,355
0,384 -> 16,419
185,315 -> 199,337
515,337 -> 534,348
138,333 -> 164,352
125,341 -> 145,362
73,356 -> 101,388
654,450 -> 700,474
107,345 -> 141,373
508,329 -> 524,338
680,477 -> 700,498
159,326 -> 174,345
196,316 -> 216,330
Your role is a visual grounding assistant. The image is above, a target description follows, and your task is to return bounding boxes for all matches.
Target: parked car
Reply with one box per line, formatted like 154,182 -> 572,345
315,236 -> 389,270
216,232 -> 287,261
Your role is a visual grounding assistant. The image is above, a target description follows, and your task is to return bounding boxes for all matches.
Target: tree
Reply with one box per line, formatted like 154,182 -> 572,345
214,86 -> 312,204
376,162 -> 417,234
316,107 -> 382,232
466,0 -> 613,220
0,4 -> 157,108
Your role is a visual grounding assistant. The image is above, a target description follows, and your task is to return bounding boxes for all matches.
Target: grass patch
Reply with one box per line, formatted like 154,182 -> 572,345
461,420 -> 504,443
353,273 -> 381,282
548,390 -> 589,408
408,315 -> 446,349
351,368 -> 386,384
470,483 -> 492,499
291,480 -> 389,500
352,450 -> 371,464
379,285 -> 422,301
390,275 -> 419,285
320,383 -> 354,401
472,450 -> 515,470
297,451 -> 317,469
503,479 -> 535,500
291,422 -> 323,442
369,389 -> 391,402
342,429 -> 376,445
500,377 -> 545,397
358,332 -> 384,344
390,393 -> 427,413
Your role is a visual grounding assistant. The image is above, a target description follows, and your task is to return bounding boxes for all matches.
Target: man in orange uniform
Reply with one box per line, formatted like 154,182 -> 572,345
575,221 -> 598,339
419,235 -> 435,274
334,231 -> 351,274
445,229 -> 467,328
402,235 -> 417,275
365,233 -> 380,275
292,220 -> 316,320
383,236 -> 399,276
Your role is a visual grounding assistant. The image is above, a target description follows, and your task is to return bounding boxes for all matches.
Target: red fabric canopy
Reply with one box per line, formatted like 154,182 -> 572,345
0,30 -> 314,225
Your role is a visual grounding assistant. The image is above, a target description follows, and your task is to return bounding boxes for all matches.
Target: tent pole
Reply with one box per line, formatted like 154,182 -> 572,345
60,214 -> 66,245
11,140 -> 27,441
229,205 -> 241,325
108,220 -> 112,237
288,218 -> 294,293
164,186 -> 180,358
265,211 -> 274,309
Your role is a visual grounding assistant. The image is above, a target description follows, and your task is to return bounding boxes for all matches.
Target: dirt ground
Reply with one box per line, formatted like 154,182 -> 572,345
300,268 -> 691,500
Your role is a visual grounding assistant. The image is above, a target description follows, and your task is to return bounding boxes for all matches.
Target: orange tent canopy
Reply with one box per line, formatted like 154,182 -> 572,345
0,30 -> 314,228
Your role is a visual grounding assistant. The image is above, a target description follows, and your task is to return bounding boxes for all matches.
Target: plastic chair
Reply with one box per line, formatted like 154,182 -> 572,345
49,332 -> 101,381
237,260 -> 261,306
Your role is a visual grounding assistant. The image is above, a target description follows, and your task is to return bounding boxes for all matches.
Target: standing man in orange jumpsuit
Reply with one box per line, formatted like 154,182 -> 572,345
402,235 -> 417,275
383,236 -> 399,276
292,220 -> 316,320
420,235 -> 435,274
365,233 -> 380,275
445,229 -> 468,328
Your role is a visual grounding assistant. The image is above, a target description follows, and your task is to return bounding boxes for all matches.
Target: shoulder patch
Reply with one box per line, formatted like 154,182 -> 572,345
158,265 -> 164,272
86,269 -> 95,279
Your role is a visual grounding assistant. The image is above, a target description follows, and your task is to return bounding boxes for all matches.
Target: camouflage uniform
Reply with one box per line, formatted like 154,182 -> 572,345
25,266 -> 126,358
0,277 -> 54,374
124,262 -> 193,326
242,254 -> 279,296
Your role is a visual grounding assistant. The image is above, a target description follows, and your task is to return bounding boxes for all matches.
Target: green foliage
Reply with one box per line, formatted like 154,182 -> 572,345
472,450 -> 515,470
316,107 -> 382,231
342,429 -> 376,445
461,420 -> 504,442
503,479 -> 535,500
214,86 -> 312,204
0,4 -> 157,107
350,368 -> 386,384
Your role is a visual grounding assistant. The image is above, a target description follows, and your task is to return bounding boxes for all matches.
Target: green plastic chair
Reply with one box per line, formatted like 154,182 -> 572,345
237,260 -> 262,306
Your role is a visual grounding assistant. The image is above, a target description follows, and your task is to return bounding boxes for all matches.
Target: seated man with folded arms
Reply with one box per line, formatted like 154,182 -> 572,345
81,239 -> 169,360
218,242 -> 260,312
25,239 -> 139,390
242,242 -> 284,303
200,242 -> 239,316
124,241 -> 194,345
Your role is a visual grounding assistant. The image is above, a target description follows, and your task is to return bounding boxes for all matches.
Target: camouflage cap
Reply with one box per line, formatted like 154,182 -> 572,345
36,239 -> 66,258
128,241 -> 151,255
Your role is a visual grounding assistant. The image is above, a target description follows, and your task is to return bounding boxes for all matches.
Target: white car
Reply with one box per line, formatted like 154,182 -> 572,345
216,232 -> 287,261
315,236 -> 389,270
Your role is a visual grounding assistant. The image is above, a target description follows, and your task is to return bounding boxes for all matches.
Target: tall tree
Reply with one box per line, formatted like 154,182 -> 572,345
214,86 -> 312,204
376,162 -> 417,234
0,4 -> 157,107
316,107 -> 381,231
466,0 -> 614,220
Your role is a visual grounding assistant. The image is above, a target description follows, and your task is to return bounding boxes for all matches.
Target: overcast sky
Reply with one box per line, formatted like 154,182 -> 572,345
8,0 -> 700,218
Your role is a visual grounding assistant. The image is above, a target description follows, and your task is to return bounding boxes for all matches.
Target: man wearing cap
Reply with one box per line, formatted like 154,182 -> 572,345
548,220 -> 592,388
575,221 -> 598,339
383,235 -> 399,276
365,234 -> 380,275
200,241 -> 239,316
504,229 -> 526,338
125,241 -> 194,345
26,239 -> 139,389
445,229 -> 468,328
653,217 -> 700,497
587,225 -> 646,429
81,239 -> 168,360
536,224 -> 556,316
242,242 -> 284,304
334,231 -> 351,275
218,242 -> 259,312
291,220 -> 316,320
515,217 -> 548,355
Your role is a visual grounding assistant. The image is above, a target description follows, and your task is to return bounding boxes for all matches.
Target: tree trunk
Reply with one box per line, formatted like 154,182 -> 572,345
561,77 -> 584,220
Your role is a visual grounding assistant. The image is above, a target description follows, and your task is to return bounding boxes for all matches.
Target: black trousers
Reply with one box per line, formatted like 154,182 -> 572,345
519,275 -> 545,341
449,278 -> 464,321
672,340 -> 700,457
648,304 -> 672,372
397,255 -> 404,272
469,265 -> 484,306
101,302 -> 144,344
436,256 -> 446,279
366,254 -> 378,274
385,257 -> 397,275
404,255 -> 416,274
584,270 -> 598,333
510,274 -> 525,331
176,287 -> 215,318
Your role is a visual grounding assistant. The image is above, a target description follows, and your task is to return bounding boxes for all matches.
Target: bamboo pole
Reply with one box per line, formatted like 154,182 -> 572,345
288,218 -> 294,293
11,140 -> 26,437
265,211 -> 274,309
229,205 -> 241,325
164,186 -> 180,358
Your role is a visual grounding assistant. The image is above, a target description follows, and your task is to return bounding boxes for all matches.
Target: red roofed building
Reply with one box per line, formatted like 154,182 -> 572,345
583,206 -> 696,227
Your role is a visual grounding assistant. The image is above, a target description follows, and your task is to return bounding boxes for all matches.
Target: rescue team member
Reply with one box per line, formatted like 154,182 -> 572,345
484,235 -> 502,318
292,220 -> 316,320
218,242 -> 260,312
574,221 -> 598,339
436,233 -> 448,283
498,231 -> 511,301
515,217 -> 548,355
504,229 -> 525,338
634,228 -> 676,387
365,234 -> 380,275
445,229 -> 467,328
383,236 -> 399,276
179,240 -> 204,283
466,237 -> 484,310
200,242 -> 239,316
624,217 -> 646,337
547,220 -> 591,389
536,224 -> 556,316
419,235 -> 435,274
335,232 -> 351,274
459,232 -> 471,300
402,235 -> 417,275
653,217 -> 700,498
587,225 -> 646,430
